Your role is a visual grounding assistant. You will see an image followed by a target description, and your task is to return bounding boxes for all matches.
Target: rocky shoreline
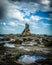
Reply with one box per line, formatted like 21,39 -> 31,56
0,34 -> 52,65
0,45 -> 52,65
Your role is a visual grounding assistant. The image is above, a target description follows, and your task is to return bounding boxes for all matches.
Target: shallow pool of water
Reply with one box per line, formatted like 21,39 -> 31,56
18,55 -> 45,64
4,43 -> 15,48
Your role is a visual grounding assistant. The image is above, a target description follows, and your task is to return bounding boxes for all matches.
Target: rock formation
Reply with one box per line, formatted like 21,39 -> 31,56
22,23 -> 31,36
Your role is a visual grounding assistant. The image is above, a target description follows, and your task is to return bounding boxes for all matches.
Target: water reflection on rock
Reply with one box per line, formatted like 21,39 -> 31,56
18,55 -> 45,64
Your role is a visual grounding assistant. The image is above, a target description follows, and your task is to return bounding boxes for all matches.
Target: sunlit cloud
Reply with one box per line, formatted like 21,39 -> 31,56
31,16 -> 41,21
41,0 -> 50,5
3,22 -> 6,26
7,9 -> 24,21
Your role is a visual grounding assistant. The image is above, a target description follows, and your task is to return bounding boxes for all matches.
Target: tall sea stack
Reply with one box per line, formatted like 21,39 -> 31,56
22,23 -> 31,36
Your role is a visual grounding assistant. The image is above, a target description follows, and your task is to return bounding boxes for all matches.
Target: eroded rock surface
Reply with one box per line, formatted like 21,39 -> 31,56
22,23 -> 31,36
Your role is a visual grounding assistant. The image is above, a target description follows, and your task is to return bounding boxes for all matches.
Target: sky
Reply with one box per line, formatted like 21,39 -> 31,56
0,0 -> 52,35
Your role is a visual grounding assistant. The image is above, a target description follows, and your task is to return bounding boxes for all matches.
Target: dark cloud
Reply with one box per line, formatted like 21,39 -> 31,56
50,0 -> 52,7
0,0 -> 6,19
9,0 -> 40,2
9,0 -> 52,12
9,0 -> 22,2
0,0 -> 52,19
11,0 -> 17,1
0,6 -> 5,19
9,0 -> 52,5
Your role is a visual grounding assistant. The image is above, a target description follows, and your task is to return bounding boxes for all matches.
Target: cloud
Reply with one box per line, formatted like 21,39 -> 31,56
6,1 -> 39,25
30,15 -> 52,21
41,22 -> 52,28
32,25 -> 39,29
49,14 -> 52,18
17,23 -> 25,27
9,22 -> 17,26
7,1 -> 39,16
30,16 -> 41,21
0,22 -> 6,26
4,0 -> 52,22
40,0 -> 50,5
16,2 -> 39,14
1,21 -> 25,27
24,17 -> 37,25
0,0 -> 52,20
45,18 -> 52,20
3,22 -> 6,26
10,0 -> 51,5
3,27 -> 15,31
0,0 -> 7,19
7,8 -> 24,21
9,0 -> 52,12
0,0 -> 52,35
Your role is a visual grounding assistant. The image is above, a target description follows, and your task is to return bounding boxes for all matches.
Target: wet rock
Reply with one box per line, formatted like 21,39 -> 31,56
38,44 -> 45,47
1,36 -> 10,41
42,38 -> 52,47
14,39 -> 22,44
35,39 -> 40,44
0,61 -> 22,65
0,53 -> 22,65
28,63 -> 38,65
0,44 -> 6,55
36,58 -> 52,65
30,42 -> 38,46
23,38 -> 32,42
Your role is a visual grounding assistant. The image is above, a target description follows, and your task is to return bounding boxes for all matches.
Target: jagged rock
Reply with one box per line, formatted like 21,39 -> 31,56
1,36 -> 10,41
0,44 -> 5,50
28,63 -> 38,65
14,39 -> 22,44
0,54 -> 22,65
0,43 -> 6,55
23,37 -> 32,42
42,38 -> 52,47
36,58 -> 52,65
22,23 -> 31,36
0,61 -> 22,65
35,39 -> 40,44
